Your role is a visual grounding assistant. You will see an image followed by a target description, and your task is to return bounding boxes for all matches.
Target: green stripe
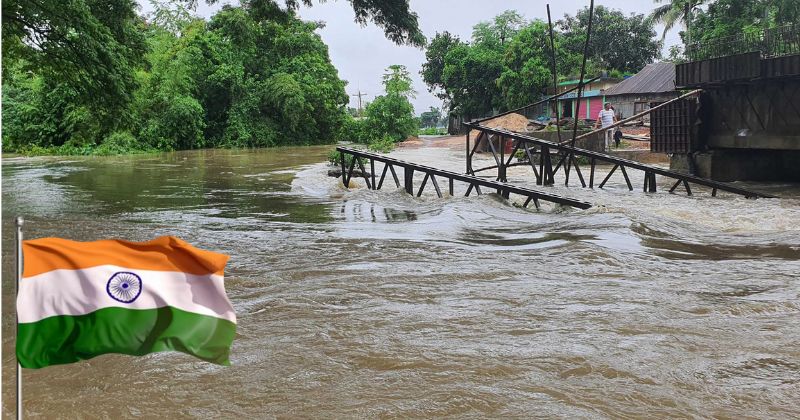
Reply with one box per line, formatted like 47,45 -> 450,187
17,306 -> 236,369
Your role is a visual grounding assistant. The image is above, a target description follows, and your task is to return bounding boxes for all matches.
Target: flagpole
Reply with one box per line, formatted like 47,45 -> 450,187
16,216 -> 24,420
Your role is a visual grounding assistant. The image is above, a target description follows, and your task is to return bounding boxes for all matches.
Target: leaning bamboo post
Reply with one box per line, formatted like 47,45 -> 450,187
565,0 -> 595,177
558,89 -> 703,146
546,4 -> 562,144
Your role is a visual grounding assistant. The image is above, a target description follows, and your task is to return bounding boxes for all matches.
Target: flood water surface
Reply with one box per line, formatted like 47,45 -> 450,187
2,146 -> 800,418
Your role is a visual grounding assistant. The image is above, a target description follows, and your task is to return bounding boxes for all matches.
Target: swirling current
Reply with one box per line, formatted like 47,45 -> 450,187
2,145 -> 799,418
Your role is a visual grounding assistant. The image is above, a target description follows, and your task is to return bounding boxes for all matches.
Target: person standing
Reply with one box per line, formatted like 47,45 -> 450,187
595,103 -> 617,151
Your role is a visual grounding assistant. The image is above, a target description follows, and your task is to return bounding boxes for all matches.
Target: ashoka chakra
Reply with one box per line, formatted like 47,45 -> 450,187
106,272 -> 143,303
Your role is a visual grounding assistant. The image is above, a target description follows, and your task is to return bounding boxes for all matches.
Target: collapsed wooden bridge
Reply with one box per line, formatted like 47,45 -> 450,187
336,147 -> 592,210
464,123 -> 776,199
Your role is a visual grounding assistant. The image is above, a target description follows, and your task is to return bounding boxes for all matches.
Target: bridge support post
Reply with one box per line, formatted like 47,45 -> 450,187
499,136 -> 507,184
404,167 -> 414,195
542,146 -> 553,185
466,132 -> 471,174
649,173 -> 657,192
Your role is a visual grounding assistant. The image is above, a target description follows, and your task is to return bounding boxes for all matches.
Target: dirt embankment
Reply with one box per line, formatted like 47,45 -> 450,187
398,135 -> 464,150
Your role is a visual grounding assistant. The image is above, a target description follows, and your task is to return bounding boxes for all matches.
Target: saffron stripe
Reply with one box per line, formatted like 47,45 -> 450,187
22,236 -> 228,277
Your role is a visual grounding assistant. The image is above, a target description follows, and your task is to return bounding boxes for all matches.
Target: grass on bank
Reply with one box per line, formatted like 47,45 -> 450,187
8,132 -> 157,157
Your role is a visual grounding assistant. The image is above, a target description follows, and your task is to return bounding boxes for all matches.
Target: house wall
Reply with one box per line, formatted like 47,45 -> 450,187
553,97 -> 605,120
550,78 -> 622,120
605,92 -> 679,121
589,97 -> 604,119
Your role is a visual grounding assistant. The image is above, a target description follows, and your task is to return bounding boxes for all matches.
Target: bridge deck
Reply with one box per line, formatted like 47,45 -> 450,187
336,147 -> 592,210
466,123 -> 776,199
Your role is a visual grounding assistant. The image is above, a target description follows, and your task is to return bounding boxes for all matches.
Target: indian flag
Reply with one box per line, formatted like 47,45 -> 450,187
17,236 -> 237,369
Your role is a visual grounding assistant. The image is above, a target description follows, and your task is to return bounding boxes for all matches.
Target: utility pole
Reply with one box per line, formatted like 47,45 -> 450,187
351,90 -> 368,118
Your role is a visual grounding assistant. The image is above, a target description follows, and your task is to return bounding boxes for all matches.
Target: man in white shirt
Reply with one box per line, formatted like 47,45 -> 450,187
595,103 -> 617,151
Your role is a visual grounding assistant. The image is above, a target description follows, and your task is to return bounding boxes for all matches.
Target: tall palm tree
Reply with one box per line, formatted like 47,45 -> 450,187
649,0 -> 705,44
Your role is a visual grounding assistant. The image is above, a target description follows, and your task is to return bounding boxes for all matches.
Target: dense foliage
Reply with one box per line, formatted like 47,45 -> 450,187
421,8 -> 660,120
2,0 -> 423,154
559,6 -> 660,74
688,0 -> 799,42
229,0 -> 425,47
3,0 -> 146,121
650,0 -> 799,60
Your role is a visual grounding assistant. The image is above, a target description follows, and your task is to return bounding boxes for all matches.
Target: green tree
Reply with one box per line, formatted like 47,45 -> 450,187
687,0 -> 797,45
421,9 -> 613,122
195,5 -> 349,147
441,44 -> 504,118
497,21 -> 558,109
361,65 -> 417,142
559,6 -> 661,73
772,0 -> 800,25
382,64 -> 415,97
2,2 -> 352,152
3,0 -> 428,154
1,63 -> 98,150
2,0 -> 146,124
472,10 -> 526,49
210,0 -> 425,46
419,107 -> 442,128
421,31 -> 464,103
649,0 -> 706,43
650,0 -> 798,55
665,45 -> 687,63
148,0 -> 196,34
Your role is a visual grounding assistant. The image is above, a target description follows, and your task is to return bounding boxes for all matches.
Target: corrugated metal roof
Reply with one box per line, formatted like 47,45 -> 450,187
603,62 -> 676,96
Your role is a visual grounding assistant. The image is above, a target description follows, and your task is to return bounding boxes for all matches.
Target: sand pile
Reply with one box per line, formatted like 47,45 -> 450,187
397,135 -> 423,148
468,113 -> 529,139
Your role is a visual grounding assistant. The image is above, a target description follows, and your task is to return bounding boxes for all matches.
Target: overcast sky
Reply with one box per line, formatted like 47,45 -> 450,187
149,1 -> 682,114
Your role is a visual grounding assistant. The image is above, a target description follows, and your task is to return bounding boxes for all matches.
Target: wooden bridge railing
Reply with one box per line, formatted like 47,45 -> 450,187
465,124 -> 776,199
336,147 -> 592,210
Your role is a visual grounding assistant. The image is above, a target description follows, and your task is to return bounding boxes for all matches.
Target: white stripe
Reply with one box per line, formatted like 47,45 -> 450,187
18,265 -> 236,324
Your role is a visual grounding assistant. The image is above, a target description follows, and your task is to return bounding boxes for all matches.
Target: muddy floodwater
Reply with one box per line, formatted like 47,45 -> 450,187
2,145 -> 800,418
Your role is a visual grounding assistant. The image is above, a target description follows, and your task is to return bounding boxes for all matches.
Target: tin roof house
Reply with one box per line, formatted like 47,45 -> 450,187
603,62 -> 679,122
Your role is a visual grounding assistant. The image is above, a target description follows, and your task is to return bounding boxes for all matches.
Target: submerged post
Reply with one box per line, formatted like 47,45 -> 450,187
16,216 -> 24,420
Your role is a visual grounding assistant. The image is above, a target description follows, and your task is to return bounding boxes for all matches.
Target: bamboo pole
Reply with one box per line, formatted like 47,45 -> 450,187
546,4 -> 562,144
569,0 -> 594,148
